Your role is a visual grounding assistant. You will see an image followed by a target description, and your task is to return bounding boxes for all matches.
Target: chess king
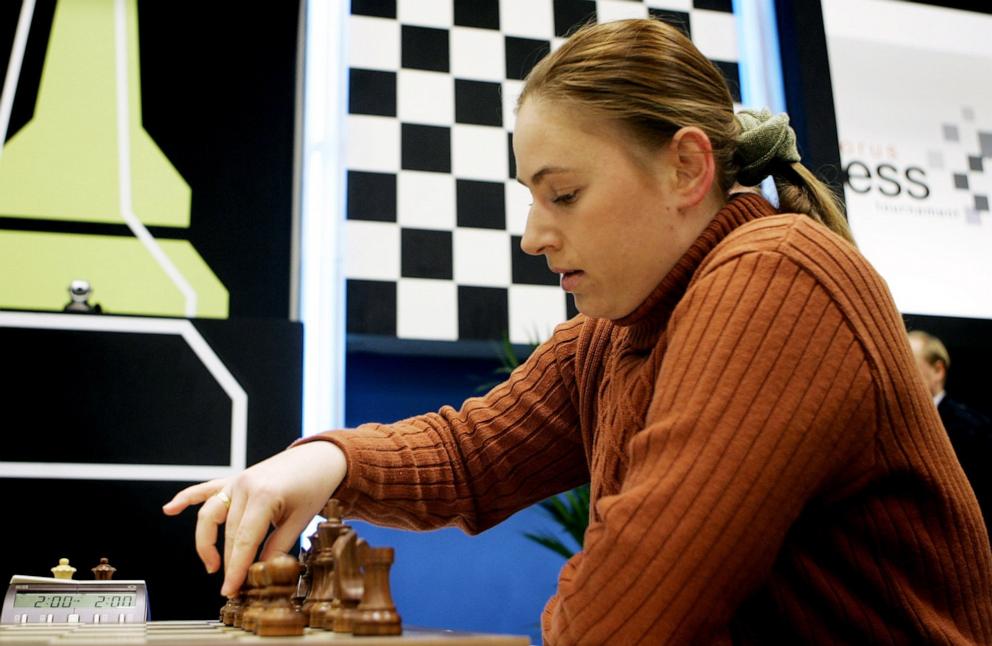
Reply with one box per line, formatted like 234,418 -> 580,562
165,17 -> 992,645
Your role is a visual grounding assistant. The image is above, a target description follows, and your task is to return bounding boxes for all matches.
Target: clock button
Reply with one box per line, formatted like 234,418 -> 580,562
68,614 -> 80,623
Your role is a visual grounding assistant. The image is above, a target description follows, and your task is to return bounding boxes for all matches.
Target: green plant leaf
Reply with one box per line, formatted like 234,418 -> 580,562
522,532 -> 576,560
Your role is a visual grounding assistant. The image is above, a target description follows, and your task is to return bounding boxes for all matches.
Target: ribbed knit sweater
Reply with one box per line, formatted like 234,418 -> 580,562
306,193 -> 992,644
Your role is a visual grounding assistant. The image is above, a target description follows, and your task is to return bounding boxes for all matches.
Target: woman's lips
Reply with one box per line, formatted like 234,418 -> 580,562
560,270 -> 583,292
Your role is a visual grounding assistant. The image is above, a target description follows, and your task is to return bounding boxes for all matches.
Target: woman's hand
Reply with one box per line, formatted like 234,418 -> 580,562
161,441 -> 347,596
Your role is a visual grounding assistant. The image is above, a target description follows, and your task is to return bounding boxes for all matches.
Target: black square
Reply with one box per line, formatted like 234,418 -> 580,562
351,0 -> 396,18
401,124 -> 451,173
954,173 -> 969,190
649,9 -> 691,38
347,279 -> 397,335
511,235 -> 558,286
402,25 -> 449,73
454,0 -> 500,30
455,79 -> 503,127
976,195 -> 989,212
508,131 -> 517,180
969,155 -> 984,172
457,179 -> 506,229
347,171 -> 397,222
553,0 -> 596,38
713,60 -> 742,103
505,36 -> 551,81
458,286 -> 509,340
349,68 -> 396,117
402,228 -> 453,279
693,0 -> 733,11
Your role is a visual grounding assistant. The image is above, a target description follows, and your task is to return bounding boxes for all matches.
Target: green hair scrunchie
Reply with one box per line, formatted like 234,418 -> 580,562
734,109 -> 801,186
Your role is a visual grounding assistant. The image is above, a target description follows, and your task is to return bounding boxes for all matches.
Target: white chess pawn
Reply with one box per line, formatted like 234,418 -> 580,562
51,557 -> 76,580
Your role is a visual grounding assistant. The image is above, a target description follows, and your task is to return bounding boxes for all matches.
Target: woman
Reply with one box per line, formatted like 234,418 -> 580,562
164,19 -> 992,644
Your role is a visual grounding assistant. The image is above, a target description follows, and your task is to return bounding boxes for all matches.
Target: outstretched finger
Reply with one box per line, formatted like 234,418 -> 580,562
222,502 -> 272,597
162,479 -> 226,516
194,491 -> 231,574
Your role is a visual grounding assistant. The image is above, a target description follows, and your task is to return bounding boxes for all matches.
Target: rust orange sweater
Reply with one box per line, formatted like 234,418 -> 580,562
306,194 -> 992,644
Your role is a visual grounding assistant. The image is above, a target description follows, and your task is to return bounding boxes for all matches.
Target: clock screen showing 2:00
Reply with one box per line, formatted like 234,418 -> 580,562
14,593 -> 136,609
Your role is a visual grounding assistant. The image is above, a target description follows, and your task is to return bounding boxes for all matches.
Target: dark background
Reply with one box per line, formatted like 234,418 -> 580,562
0,0 -> 300,319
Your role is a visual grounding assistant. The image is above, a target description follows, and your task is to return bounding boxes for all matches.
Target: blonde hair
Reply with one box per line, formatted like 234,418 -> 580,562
908,330 -> 951,371
518,18 -> 855,244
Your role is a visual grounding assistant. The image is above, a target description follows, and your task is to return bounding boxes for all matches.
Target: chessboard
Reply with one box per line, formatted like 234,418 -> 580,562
0,621 -> 530,644
3,501 -> 530,644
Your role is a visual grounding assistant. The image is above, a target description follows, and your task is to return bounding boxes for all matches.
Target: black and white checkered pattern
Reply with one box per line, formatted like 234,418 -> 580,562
344,0 -> 740,344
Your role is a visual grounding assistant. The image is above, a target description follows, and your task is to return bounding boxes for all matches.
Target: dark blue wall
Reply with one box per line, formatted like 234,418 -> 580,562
345,350 -> 573,643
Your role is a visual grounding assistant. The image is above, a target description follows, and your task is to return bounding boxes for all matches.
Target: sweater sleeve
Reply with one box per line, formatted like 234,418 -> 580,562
543,250 -> 878,644
296,318 -> 588,534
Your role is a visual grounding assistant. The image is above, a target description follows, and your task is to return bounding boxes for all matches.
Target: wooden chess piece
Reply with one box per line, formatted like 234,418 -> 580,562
239,562 -> 268,633
330,530 -> 366,633
292,549 -> 308,619
256,555 -> 306,637
232,583 -> 250,628
51,558 -> 76,579
91,557 -> 116,580
353,544 -> 402,636
220,592 -> 243,627
310,500 -> 349,630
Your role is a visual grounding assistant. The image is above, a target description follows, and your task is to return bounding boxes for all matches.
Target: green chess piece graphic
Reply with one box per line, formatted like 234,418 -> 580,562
0,0 -> 228,317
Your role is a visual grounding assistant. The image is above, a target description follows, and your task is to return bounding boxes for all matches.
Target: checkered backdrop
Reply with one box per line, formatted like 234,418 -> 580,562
343,0 -> 740,345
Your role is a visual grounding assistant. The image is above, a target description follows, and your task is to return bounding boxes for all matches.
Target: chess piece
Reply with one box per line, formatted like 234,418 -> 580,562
63,280 -> 102,313
232,583 -> 250,628
220,592 -> 243,626
291,549 -> 308,618
51,558 -> 76,579
330,530 -> 366,633
91,557 -> 116,580
353,545 -> 402,636
256,555 -> 306,637
239,562 -> 268,633
309,500 -> 349,629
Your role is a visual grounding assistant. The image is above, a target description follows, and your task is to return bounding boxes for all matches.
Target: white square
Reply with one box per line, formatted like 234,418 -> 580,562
398,70 -> 454,126
508,285 -> 567,344
454,228 -> 511,287
501,80 -> 524,132
450,27 -> 506,82
501,0 -> 554,39
551,37 -> 566,53
344,221 -> 400,281
452,125 -> 509,181
398,279 -> 458,340
349,16 -> 400,71
398,0 -> 452,28
347,116 -> 399,172
596,1 -> 648,22
505,180 -> 531,235
398,171 -> 456,230
690,9 -> 738,62
645,0 -> 692,10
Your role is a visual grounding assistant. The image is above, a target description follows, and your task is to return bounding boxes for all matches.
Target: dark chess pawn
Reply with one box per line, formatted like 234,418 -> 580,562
91,558 -> 116,580
220,591 -> 243,627
256,554 -> 306,637
353,545 -> 402,636
232,582 -> 250,628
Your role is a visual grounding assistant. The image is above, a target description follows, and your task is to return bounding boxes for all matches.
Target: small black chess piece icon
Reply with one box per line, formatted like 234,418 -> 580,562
63,279 -> 103,314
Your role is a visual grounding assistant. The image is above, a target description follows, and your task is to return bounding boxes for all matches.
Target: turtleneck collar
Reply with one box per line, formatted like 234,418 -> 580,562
613,192 -> 778,349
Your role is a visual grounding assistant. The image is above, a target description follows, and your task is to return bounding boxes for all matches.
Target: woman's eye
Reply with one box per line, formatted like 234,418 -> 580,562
552,191 -> 577,205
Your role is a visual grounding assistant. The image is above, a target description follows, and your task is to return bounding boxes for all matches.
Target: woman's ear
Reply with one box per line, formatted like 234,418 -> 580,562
669,126 -> 716,208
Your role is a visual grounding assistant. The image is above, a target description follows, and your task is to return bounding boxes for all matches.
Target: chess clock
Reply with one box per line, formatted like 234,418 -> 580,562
1,575 -> 149,625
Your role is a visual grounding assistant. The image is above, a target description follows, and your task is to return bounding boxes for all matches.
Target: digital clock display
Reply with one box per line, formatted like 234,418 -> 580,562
14,592 -> 136,609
